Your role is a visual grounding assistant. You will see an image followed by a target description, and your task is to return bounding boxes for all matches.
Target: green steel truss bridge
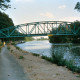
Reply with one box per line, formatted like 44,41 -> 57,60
0,21 -> 80,38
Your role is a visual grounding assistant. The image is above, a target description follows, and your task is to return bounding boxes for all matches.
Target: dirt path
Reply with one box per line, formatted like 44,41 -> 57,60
9,45 -> 80,80
0,45 -> 30,80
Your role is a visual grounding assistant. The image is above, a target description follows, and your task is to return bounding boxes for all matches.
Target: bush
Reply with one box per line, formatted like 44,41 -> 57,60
51,51 -> 66,66
16,46 -> 20,50
7,46 -> 10,50
11,42 -> 15,45
41,55 -> 53,62
42,54 -> 80,73
11,50 -> 13,52
65,60 -> 80,73
0,42 -> 3,52
51,51 -> 80,73
19,56 -> 24,59
32,53 -> 40,56
0,43 -> 3,46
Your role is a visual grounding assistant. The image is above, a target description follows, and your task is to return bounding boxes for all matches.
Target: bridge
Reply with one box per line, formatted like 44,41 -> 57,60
0,21 -> 80,38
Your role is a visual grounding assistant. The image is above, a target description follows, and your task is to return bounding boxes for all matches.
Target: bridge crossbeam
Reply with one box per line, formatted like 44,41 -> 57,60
0,21 -> 80,38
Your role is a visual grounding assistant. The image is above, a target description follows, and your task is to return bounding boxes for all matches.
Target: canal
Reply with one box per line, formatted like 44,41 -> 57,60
17,40 -> 80,67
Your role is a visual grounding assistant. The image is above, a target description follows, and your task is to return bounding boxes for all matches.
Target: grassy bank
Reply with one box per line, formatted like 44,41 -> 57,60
32,52 -> 80,73
41,53 -> 80,73
7,44 -> 80,80
8,41 -> 80,73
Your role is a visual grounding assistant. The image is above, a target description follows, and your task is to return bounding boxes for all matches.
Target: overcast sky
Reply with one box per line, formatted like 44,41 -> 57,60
5,0 -> 80,25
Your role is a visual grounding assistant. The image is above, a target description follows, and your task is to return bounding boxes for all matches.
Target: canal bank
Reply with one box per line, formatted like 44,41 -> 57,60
17,40 -> 80,67
8,44 -> 80,80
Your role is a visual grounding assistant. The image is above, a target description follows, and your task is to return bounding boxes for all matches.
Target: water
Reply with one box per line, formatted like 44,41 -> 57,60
17,40 -> 80,67
17,40 -> 51,57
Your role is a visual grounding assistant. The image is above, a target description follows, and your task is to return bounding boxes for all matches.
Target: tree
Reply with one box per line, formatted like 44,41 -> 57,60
0,0 -> 10,10
75,2 -> 80,12
0,11 -> 26,42
70,21 -> 80,43
0,11 -> 14,41
0,11 -> 14,29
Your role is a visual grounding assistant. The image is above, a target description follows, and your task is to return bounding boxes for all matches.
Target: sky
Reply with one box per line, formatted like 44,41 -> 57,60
5,0 -> 80,25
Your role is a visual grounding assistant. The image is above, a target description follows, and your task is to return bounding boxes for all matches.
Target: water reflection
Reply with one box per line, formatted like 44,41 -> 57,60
50,43 -> 80,67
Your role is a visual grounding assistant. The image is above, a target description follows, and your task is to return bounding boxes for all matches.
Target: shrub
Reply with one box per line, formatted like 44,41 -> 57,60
0,43 -> 3,46
41,55 -> 53,62
51,52 -> 80,73
41,51 -> 80,73
65,60 -> 80,73
19,56 -> 24,59
11,42 -> 15,45
7,46 -> 10,50
32,53 -> 40,56
16,46 -> 20,50
51,51 -> 66,66
11,50 -> 13,52
0,42 -> 2,52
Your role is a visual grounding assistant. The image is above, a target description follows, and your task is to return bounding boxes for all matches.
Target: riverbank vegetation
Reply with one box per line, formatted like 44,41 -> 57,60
24,37 -> 34,42
0,41 -> 3,52
49,21 -> 80,43
27,52 -> 80,73
32,53 -> 40,56
6,39 -> 80,74
42,54 -> 80,73
9,39 -> 80,73
8,44 -> 80,80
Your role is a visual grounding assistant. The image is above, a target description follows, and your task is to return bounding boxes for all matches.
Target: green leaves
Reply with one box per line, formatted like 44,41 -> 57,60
75,2 -> 80,12
0,0 -> 10,10
0,12 -> 14,29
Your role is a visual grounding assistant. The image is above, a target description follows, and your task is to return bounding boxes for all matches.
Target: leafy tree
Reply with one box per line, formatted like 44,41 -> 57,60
0,0 -> 10,10
0,11 -> 14,29
70,20 -> 80,33
0,11 -> 14,41
75,2 -> 80,12
70,21 -> 80,43
49,21 -> 80,43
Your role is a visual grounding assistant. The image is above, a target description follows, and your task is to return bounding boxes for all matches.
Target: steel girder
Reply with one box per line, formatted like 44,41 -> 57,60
0,21 -> 80,38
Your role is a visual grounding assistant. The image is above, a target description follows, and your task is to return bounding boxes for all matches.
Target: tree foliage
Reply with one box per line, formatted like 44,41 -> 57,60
75,2 -> 80,12
0,0 -> 10,10
49,21 -> 80,43
70,21 -> 80,33
0,11 -> 14,29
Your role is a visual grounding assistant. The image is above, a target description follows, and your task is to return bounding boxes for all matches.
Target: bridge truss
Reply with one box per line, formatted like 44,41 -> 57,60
0,21 -> 80,38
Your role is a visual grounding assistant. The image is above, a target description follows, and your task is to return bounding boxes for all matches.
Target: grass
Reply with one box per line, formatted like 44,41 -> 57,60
19,56 -> 24,59
7,46 -> 10,50
0,42 -> 3,46
14,45 -> 22,51
7,41 -> 80,73
7,42 -> 24,59
41,55 -> 53,62
0,42 -> 3,52
16,46 -> 20,50
76,75 -> 80,78
11,42 -> 16,45
11,50 -> 13,52
0,46 -> 2,52
32,53 -> 40,56
0,43 -> 2,52
41,52 -> 80,73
